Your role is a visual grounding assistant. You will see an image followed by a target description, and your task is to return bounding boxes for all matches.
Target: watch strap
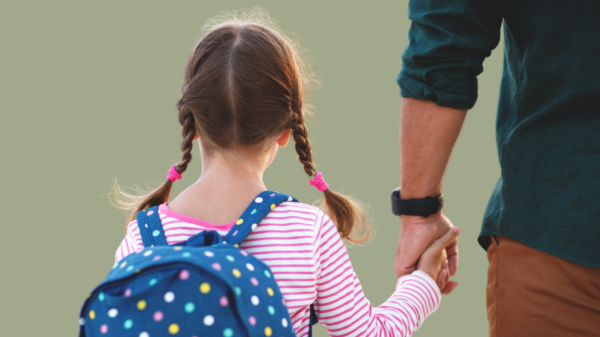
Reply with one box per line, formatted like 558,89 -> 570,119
391,188 -> 443,217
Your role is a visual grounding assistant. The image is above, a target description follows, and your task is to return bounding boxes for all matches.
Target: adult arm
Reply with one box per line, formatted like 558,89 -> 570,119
394,98 -> 466,293
394,0 -> 503,287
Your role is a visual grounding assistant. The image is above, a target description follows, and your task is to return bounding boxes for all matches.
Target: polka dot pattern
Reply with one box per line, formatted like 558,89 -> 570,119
164,291 -> 175,303
87,192 -> 297,337
168,323 -> 179,334
185,302 -> 195,313
108,308 -> 118,318
200,283 -> 211,294
100,324 -> 108,334
204,315 -> 215,326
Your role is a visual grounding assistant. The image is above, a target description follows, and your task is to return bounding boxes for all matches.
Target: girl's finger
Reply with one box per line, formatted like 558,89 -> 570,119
436,269 -> 447,289
424,227 -> 460,258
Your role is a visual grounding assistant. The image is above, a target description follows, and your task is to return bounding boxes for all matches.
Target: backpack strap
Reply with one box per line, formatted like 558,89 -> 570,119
308,304 -> 318,337
223,190 -> 298,246
135,205 -> 168,248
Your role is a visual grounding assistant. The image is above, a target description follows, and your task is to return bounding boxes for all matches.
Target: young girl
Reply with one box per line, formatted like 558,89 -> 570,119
113,11 -> 458,337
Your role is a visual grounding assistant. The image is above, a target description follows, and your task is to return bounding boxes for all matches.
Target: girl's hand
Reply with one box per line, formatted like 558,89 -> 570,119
417,227 -> 460,293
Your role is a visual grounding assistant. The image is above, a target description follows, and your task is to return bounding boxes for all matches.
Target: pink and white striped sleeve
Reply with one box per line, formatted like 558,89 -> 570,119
313,212 -> 441,337
115,220 -> 145,262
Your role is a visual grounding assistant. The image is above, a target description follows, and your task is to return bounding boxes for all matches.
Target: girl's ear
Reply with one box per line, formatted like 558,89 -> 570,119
193,131 -> 199,140
276,128 -> 292,147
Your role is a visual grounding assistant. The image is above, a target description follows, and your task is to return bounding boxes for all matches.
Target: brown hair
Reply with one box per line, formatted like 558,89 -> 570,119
112,9 -> 369,243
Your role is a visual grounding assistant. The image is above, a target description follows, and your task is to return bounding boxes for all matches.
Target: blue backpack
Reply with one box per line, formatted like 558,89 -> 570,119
79,190 -> 318,337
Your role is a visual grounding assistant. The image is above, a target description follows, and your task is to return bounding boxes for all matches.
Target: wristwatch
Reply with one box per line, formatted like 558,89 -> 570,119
391,187 -> 443,217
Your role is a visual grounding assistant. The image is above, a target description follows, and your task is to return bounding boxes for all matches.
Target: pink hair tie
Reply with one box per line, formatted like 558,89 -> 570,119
309,172 -> 329,192
167,165 -> 182,182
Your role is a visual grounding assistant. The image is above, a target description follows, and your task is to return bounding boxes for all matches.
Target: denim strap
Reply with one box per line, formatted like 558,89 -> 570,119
135,206 -> 168,248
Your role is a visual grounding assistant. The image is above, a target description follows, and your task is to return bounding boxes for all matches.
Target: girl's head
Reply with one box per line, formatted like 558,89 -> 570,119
114,10 -> 369,243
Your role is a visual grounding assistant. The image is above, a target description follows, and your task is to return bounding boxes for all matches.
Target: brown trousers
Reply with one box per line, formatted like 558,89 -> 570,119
487,236 -> 600,336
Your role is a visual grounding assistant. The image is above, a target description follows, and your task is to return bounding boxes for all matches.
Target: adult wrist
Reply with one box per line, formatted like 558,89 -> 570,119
400,212 -> 443,227
391,187 -> 444,217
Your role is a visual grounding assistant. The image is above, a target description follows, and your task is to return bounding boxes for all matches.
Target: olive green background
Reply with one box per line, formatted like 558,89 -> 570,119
0,1 -> 503,336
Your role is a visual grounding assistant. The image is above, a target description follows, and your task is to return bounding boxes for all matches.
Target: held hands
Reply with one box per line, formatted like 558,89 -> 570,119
395,213 -> 459,294
417,226 -> 460,291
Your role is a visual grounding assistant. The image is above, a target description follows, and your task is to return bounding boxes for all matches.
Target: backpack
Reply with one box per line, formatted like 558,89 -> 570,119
79,190 -> 318,337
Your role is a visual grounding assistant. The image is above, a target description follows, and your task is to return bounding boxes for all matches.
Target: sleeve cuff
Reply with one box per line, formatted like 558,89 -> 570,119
397,70 -> 478,110
395,270 -> 442,324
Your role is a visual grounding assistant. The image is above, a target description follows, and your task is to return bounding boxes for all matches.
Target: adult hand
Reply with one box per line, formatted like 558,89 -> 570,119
394,212 -> 459,294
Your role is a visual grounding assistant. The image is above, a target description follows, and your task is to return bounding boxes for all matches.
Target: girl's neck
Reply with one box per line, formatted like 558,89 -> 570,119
167,144 -> 275,225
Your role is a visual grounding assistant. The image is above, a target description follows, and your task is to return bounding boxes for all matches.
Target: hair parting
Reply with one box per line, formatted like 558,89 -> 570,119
110,7 -> 370,242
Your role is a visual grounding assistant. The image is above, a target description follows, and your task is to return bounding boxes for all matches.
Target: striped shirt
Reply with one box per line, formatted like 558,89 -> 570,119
115,202 -> 441,336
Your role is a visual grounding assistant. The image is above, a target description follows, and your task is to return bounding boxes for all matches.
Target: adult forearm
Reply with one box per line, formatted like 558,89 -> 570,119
400,97 -> 467,199
394,97 -> 466,285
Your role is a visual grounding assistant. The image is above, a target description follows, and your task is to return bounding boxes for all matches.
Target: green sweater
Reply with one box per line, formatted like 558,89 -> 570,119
398,0 -> 600,268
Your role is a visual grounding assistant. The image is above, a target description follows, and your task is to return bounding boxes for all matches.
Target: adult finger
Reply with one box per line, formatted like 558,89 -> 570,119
441,281 -> 459,294
446,237 -> 459,276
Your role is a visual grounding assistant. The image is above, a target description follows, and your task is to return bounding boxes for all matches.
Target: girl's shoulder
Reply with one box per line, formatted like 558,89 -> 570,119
123,201 -> 330,234
271,201 -> 328,220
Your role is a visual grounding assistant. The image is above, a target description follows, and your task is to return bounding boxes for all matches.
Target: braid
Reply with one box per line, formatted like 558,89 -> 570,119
290,110 -> 369,244
111,99 -> 198,225
291,113 -> 316,177
176,99 -> 196,175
